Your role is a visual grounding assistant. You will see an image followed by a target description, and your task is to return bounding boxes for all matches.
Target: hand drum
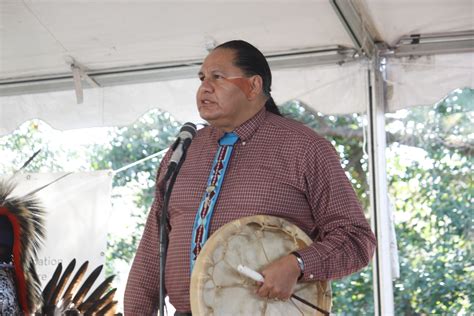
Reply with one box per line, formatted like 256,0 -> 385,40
190,215 -> 332,315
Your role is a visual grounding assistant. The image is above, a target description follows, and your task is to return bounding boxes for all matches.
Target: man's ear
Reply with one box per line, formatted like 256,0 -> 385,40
247,75 -> 263,100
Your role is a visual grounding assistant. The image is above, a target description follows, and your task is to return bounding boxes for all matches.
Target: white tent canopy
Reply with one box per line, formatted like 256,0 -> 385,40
0,62 -> 372,134
0,0 -> 473,314
0,0 -> 472,134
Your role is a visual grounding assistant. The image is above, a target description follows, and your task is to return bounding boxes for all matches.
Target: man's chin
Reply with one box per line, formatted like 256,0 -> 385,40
198,110 -> 218,122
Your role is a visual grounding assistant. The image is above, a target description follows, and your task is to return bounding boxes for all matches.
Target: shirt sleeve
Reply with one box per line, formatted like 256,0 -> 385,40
297,137 -> 376,281
124,151 -> 171,315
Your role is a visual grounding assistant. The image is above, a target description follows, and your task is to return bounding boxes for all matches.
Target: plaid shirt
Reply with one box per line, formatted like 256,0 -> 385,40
124,109 -> 376,314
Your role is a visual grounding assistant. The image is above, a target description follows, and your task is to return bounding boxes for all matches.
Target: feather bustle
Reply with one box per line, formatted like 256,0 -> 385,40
1,179 -> 118,315
0,179 -> 45,313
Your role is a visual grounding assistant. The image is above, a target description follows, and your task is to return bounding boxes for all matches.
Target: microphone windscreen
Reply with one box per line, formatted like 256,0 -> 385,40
181,122 -> 197,138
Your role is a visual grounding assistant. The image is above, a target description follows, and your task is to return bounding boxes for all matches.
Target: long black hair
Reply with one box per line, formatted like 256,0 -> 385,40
215,40 -> 282,116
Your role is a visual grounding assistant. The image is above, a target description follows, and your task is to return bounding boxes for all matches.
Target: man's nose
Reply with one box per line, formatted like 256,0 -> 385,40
199,79 -> 214,92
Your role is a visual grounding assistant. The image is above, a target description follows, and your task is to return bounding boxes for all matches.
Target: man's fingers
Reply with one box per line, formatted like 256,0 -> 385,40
256,281 -> 291,300
254,255 -> 300,301
256,283 -> 269,298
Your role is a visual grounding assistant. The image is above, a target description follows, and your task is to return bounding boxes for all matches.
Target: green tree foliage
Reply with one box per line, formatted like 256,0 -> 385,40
90,111 -> 180,274
0,121 -> 73,173
387,88 -> 473,315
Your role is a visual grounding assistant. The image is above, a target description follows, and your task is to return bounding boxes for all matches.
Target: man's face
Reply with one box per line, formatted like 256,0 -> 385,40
196,48 -> 254,131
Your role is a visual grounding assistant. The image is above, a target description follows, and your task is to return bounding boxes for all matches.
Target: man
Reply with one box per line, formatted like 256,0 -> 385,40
124,40 -> 376,315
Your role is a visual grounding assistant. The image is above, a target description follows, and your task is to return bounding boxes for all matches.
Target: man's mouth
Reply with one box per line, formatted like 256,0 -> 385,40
201,99 -> 215,105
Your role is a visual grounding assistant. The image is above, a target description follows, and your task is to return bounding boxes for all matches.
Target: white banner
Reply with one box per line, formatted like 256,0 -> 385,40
1,171 -> 113,284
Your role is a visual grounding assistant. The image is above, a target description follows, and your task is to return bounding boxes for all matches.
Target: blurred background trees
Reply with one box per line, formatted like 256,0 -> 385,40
0,88 -> 471,314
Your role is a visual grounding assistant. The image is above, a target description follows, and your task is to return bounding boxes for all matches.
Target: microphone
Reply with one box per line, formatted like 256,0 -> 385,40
167,122 -> 197,175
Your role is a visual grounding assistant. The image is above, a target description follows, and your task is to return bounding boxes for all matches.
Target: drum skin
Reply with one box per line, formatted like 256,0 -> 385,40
190,215 -> 332,315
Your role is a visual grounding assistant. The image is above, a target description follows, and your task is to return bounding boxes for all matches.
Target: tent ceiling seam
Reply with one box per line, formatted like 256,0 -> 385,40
21,0 -> 69,53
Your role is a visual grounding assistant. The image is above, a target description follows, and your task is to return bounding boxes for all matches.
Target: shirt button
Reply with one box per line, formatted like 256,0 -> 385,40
309,274 -> 314,279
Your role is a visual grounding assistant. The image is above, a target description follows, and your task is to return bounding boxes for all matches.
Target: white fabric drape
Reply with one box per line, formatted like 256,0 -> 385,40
387,52 -> 474,112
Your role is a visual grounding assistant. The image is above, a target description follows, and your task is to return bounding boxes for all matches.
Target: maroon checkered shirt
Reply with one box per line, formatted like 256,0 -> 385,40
124,109 -> 376,314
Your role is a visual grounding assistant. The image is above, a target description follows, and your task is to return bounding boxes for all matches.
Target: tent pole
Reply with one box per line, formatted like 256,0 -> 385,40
329,1 -> 396,313
367,45 -> 395,316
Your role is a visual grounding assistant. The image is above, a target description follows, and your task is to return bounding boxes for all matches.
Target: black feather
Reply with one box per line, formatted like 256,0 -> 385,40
97,300 -> 118,315
78,275 -> 115,312
62,260 -> 89,306
71,264 -> 103,306
48,259 -> 77,306
43,262 -> 62,305
84,288 -> 117,315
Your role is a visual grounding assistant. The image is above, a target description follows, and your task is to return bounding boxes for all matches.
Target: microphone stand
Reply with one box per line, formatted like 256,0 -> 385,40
159,141 -> 190,316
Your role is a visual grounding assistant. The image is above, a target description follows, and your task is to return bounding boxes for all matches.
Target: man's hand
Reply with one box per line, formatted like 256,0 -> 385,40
255,254 -> 301,300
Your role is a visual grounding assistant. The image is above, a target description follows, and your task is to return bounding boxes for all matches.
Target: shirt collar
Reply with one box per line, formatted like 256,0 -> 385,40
212,107 -> 267,143
234,107 -> 267,142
